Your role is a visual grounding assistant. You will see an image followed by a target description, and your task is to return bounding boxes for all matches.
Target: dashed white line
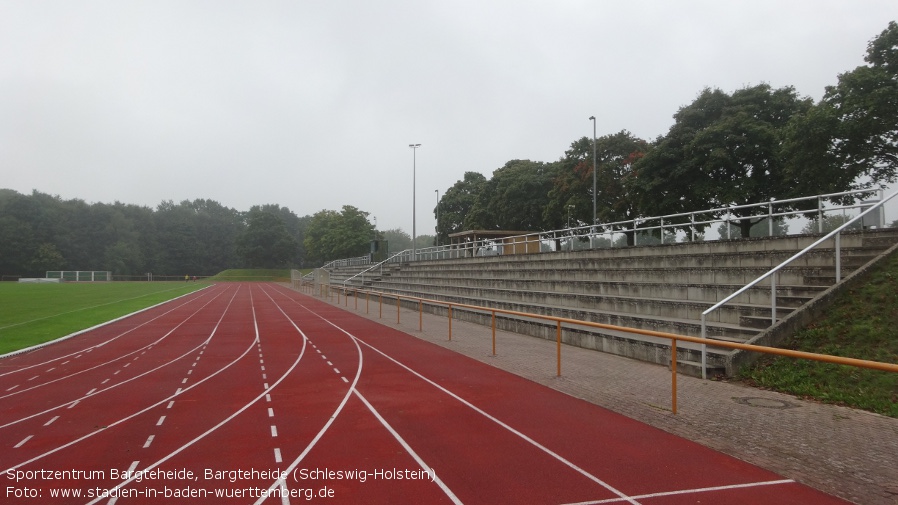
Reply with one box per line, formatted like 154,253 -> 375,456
143,435 -> 155,448
270,425 -> 278,437
15,436 -> 34,448
43,416 -> 60,426
273,448 -> 282,463
86,388 -> 97,396
156,416 -> 166,426
5,385 -> 18,392
267,408 -> 274,418
167,401 -> 175,409
333,368 -> 341,374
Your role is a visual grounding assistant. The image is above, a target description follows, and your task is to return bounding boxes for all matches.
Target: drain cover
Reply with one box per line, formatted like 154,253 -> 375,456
732,397 -> 798,409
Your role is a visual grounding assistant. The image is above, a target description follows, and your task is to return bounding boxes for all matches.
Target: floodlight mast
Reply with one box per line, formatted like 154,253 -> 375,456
409,144 -> 421,260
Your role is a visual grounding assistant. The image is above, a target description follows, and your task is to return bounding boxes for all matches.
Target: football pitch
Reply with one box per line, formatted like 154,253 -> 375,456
0,282 -> 207,355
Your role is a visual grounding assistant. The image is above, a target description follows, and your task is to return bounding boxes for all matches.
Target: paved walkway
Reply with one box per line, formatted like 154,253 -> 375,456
302,288 -> 898,505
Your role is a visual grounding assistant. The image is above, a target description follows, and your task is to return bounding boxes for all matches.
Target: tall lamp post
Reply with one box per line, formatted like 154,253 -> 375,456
435,189 -> 440,247
589,116 -> 596,225
409,143 -> 421,260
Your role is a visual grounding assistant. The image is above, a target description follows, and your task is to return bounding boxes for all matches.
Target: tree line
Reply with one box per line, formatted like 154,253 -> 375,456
435,22 -> 898,245
2,22 -> 894,278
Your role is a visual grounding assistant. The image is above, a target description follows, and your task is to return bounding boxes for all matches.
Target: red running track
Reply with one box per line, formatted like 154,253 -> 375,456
0,282 -> 850,504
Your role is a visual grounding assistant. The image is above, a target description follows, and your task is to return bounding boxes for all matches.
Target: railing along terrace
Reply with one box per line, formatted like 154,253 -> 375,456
696,188 -> 898,379
296,281 -> 898,414
322,189 -> 889,267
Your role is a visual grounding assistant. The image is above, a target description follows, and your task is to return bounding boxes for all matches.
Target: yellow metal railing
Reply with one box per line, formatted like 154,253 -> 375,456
298,280 -> 898,415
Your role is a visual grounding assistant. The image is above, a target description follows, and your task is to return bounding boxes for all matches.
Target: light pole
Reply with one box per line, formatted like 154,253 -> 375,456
435,189 -> 440,247
589,116 -> 596,226
409,143 -> 421,260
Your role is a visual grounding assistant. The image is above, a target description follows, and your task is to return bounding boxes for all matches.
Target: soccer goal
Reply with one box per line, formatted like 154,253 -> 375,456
45,271 -> 112,282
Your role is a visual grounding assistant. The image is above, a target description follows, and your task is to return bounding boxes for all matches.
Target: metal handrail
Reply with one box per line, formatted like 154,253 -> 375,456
698,189 -> 898,378
341,249 -> 413,287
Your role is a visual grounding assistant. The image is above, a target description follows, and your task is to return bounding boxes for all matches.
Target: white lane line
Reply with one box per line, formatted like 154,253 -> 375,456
357,336 -> 639,505
143,435 -> 154,448
0,288 -> 252,476
82,288 -> 307,505
167,401 -> 175,409
265,394 -> 271,403
268,284 -> 628,505
326,361 -> 333,366
262,373 -> 267,380
113,370 -> 121,375
14,436 -> 33,448
107,461 -> 141,505
43,416 -> 60,426
5,385 -> 18,392
252,285 -> 363,505
354,389 -> 462,505
156,416 -> 166,426
263,383 -> 269,389
86,388 -> 97,396
333,368 -> 340,374
273,448 -> 282,463
560,479 -> 796,505
181,378 -> 188,384
270,425 -> 278,437
28,376 -> 39,381
267,408 -> 274,418
0,308 -> 232,431
101,379 -> 110,384
341,377 -> 348,383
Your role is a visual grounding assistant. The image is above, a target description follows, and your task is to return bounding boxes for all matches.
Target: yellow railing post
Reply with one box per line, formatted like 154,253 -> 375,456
491,310 -> 496,356
556,321 -> 562,377
671,338 -> 678,415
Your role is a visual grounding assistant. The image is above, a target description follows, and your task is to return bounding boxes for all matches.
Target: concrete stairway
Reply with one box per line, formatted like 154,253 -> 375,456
327,229 -> 898,376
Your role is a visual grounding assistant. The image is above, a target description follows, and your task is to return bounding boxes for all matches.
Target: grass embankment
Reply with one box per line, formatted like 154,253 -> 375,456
0,282 -> 206,355
740,249 -> 898,417
207,269 -> 292,282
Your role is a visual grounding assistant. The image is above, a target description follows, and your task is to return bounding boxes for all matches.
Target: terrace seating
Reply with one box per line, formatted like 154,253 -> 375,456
326,228 -> 898,377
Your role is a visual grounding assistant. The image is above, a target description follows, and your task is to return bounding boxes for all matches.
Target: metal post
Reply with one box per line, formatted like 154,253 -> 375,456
835,232 -> 841,282
409,143 -> 421,261
589,115 -> 596,227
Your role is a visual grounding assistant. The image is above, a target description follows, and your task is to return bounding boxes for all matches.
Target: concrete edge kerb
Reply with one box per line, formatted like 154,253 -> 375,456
0,284 -> 213,360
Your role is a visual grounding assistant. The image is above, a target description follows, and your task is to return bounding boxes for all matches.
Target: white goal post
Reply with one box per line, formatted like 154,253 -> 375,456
45,271 -> 112,282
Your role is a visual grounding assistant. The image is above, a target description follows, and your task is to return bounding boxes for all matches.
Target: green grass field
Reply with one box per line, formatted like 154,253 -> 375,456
0,282 -> 207,355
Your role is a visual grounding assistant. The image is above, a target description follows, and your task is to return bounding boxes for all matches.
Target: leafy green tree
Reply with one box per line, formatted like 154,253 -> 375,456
547,131 -> 649,244
436,172 -> 486,242
634,84 -> 812,237
303,205 -> 374,265
784,21 -> 898,195
381,228 -> 411,253
235,210 -> 298,268
467,160 -> 558,231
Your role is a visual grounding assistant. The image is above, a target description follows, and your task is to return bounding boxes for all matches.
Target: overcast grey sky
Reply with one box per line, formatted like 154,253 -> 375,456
1,1 -> 896,235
